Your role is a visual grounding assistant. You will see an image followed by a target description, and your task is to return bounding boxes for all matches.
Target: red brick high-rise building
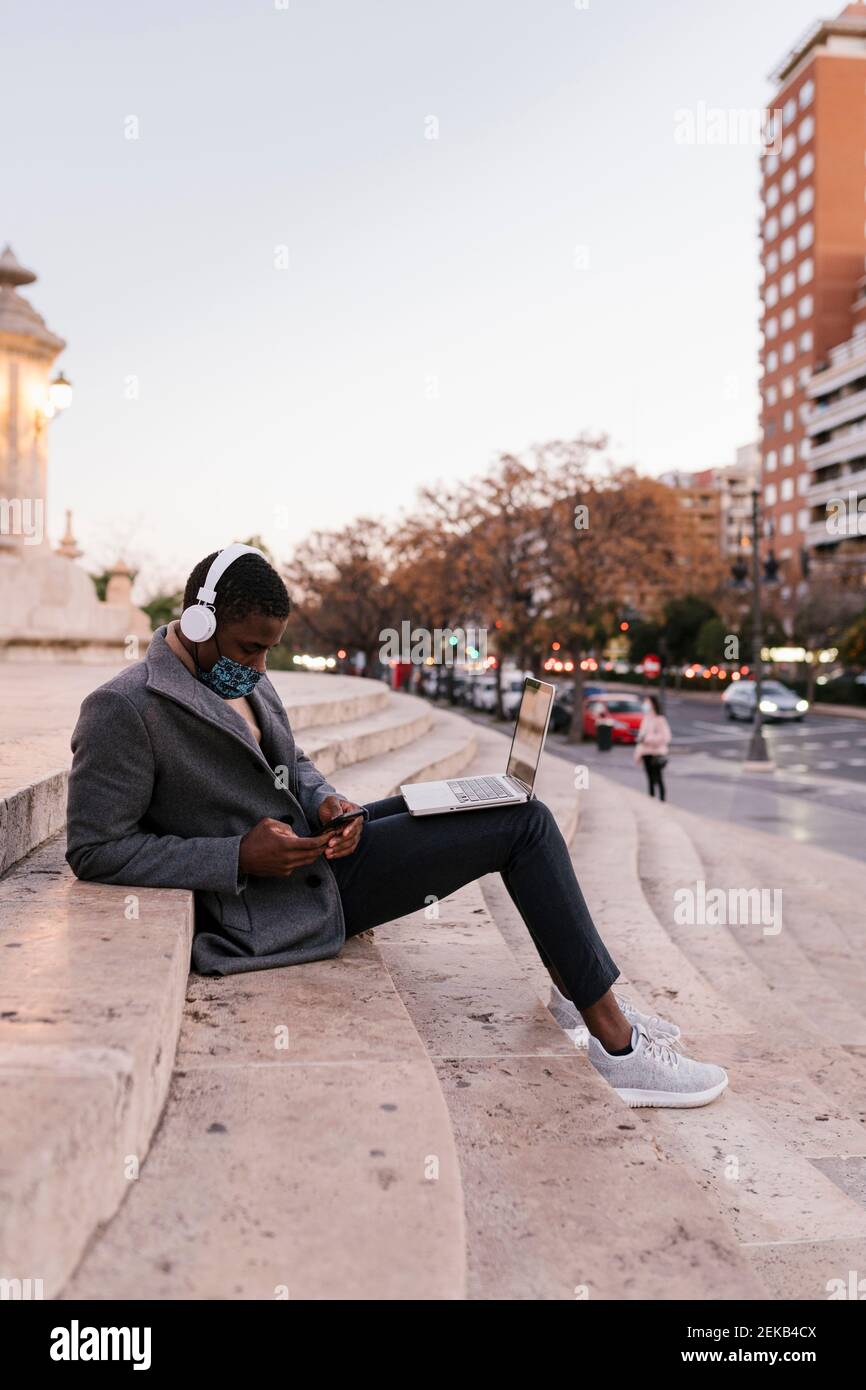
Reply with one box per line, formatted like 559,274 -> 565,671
759,3 -> 866,599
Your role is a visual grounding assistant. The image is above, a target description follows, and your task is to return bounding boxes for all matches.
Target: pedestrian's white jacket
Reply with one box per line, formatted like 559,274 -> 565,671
633,711 -> 672,762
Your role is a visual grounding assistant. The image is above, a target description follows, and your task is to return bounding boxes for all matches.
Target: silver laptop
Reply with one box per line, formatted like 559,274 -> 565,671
401,677 -> 555,816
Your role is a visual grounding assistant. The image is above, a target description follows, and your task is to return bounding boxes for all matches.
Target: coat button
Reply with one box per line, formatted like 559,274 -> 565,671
306,873 -> 322,887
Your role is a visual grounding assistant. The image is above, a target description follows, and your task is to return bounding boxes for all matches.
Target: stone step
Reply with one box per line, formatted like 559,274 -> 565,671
62,931 -> 466,1301
573,776 -> 757,1038
579,770 -> 866,1287
299,694 -> 433,778
633,796 -> 828,1039
336,707 -> 478,804
365,725 -> 766,1297
36,708 -> 478,1299
0,838 -> 192,1297
665,807 -> 866,1046
370,742 -> 766,1298
266,671 -> 390,731
0,675 -> 413,872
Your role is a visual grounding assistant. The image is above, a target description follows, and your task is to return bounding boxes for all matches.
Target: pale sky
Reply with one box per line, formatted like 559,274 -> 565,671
2,0 -> 826,597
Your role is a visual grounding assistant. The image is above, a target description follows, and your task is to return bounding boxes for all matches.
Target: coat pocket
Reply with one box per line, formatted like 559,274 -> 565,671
219,890 -> 254,934
198,888 -> 253,934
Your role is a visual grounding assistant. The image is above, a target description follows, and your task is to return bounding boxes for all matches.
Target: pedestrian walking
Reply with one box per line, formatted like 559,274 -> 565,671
634,694 -> 672,801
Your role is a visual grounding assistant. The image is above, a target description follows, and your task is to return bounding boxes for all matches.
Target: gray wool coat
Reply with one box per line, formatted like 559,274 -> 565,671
65,625 -> 347,976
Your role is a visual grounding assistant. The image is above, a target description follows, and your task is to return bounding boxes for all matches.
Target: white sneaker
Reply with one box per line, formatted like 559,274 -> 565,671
588,1024 -> 728,1109
547,984 -> 681,1042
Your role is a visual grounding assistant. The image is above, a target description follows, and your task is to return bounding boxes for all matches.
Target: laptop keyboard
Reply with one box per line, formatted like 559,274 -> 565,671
446,776 -> 514,803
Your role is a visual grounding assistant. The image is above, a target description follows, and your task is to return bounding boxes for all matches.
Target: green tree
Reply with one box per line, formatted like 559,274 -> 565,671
695,616 -> 729,666
662,595 -> 717,665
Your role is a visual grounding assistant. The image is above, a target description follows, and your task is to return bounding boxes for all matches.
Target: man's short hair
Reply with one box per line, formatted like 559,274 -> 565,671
183,550 -> 291,624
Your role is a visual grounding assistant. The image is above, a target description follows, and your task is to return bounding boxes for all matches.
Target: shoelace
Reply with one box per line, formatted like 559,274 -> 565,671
615,992 -> 674,1033
639,1026 -> 681,1068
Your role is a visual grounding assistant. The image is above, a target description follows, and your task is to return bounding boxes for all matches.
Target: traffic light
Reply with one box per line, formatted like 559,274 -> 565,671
763,550 -> 780,584
730,557 -> 748,587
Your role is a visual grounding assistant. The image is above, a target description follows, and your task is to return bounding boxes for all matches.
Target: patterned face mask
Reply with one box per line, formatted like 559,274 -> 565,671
196,635 -> 265,699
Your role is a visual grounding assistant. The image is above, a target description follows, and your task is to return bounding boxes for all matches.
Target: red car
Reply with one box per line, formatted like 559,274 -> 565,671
583,693 -> 646,744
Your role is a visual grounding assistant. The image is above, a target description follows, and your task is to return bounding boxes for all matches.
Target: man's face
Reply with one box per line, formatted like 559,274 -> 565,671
197,612 -> 288,673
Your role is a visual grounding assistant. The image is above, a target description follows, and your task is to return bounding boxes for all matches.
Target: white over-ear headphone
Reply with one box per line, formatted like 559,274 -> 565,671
179,543 -> 266,643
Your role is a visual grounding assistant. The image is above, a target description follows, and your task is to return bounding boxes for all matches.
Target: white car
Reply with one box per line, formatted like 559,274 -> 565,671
468,674 -> 499,711
722,679 -> 809,722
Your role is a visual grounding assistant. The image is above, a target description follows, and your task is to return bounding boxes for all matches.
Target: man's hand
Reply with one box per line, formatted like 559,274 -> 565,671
317,795 -> 366,860
238,818 -> 334,877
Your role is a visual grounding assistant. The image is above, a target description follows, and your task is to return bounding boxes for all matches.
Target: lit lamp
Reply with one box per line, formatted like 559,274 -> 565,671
35,371 -> 73,432
49,371 -> 73,414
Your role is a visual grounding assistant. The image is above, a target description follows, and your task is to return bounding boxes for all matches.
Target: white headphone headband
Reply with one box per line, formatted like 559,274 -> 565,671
195,544 -> 265,605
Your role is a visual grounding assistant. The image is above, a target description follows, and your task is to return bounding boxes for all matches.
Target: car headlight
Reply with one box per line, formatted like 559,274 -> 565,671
796,699 -> 809,713
760,699 -> 778,713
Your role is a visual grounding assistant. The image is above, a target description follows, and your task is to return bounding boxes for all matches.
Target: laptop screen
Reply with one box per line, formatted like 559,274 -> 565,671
506,677 -> 555,791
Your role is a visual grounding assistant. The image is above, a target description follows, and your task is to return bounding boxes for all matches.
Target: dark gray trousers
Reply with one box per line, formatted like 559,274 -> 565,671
330,795 -> 619,1011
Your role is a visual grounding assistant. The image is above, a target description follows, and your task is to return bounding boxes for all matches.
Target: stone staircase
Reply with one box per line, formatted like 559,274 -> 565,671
1,664 -> 864,1300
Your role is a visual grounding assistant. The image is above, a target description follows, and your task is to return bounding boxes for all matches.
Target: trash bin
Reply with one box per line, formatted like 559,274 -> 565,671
596,718 -> 613,752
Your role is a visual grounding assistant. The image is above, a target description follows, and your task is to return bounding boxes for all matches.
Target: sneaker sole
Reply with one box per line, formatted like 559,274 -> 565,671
614,1075 -> 729,1109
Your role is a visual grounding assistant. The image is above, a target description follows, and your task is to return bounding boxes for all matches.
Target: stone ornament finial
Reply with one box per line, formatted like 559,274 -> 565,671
56,509 -> 83,560
0,244 -> 37,288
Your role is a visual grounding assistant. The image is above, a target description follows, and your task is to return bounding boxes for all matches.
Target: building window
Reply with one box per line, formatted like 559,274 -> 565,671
781,235 -> 796,263
766,184 -> 779,208
798,186 -> 814,215
798,221 -> 814,250
765,451 -> 778,471
765,316 -> 778,339
781,202 -> 795,230
798,257 -> 813,284
767,351 -> 779,372
765,215 -> 779,240
782,444 -> 794,466
799,329 -> 813,352
780,513 -> 794,535
798,473 -> 810,495
799,79 -> 815,109
781,167 -> 796,195
765,282 -> 779,307
798,293 -> 813,318
781,306 -> 796,330
765,484 -> 778,505
799,150 -> 814,178
798,509 -> 810,531
782,133 -> 797,160
783,97 -> 797,124
798,115 -> 815,144
782,376 -> 794,397
782,341 -> 796,364
798,367 -> 811,388
765,385 -> 778,406
783,409 -> 794,431
765,152 -> 779,176
781,477 -> 794,501
781,270 -> 796,297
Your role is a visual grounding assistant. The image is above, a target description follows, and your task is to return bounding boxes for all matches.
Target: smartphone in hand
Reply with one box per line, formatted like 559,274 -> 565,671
325,808 -> 367,830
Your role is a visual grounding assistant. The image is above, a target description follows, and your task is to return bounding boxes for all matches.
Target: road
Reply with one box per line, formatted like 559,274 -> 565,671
458,691 -> 866,865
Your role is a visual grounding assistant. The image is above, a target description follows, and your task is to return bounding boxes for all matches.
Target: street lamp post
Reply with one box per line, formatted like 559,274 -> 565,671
744,487 -> 773,771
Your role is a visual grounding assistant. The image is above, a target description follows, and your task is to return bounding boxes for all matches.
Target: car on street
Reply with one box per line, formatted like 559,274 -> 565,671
582,692 -> 646,743
722,679 -> 809,722
550,683 -> 605,733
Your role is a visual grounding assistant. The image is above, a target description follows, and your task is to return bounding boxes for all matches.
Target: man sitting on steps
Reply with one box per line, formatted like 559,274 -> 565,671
65,544 -> 729,1110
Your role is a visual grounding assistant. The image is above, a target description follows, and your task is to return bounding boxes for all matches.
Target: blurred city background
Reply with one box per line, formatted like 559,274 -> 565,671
4,4 -> 866,859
